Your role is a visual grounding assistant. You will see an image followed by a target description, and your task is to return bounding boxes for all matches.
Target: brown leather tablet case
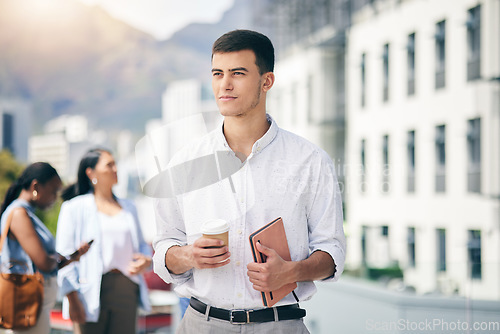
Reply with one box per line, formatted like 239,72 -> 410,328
249,217 -> 297,307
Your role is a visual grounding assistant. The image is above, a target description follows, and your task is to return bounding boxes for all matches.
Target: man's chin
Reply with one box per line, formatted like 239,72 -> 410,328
219,110 -> 245,118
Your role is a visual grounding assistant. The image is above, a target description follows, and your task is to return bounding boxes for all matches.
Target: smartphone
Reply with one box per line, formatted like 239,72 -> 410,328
58,240 -> 94,269
68,239 -> 94,260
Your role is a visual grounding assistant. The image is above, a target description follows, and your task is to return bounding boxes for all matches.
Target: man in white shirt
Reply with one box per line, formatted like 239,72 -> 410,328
153,29 -> 346,333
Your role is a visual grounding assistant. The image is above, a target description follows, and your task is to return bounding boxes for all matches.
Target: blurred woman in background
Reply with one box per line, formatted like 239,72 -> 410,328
56,148 -> 151,334
0,162 -> 89,334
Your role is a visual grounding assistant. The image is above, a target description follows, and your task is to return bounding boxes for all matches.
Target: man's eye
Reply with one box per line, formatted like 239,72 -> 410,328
234,72 -> 244,76
213,72 -> 222,76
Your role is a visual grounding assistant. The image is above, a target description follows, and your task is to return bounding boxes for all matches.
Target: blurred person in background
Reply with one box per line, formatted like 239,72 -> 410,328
0,162 -> 90,334
56,148 -> 152,334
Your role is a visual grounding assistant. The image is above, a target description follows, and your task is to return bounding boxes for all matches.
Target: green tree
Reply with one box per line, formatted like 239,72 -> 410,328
35,201 -> 61,236
0,150 -> 24,203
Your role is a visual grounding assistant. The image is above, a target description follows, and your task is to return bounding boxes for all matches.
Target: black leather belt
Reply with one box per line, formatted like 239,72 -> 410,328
189,297 -> 306,324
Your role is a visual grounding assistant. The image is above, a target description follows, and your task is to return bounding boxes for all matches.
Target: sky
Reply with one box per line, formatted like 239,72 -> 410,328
77,0 -> 235,40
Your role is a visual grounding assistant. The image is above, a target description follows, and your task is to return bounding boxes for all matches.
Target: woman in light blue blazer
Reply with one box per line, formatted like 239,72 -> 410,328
56,148 -> 151,334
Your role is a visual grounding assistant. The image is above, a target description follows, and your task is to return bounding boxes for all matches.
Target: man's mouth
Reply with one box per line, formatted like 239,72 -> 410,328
219,95 -> 237,101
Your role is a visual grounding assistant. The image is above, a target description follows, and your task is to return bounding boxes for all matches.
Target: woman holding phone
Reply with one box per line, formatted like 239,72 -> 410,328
0,162 -> 90,334
56,148 -> 151,334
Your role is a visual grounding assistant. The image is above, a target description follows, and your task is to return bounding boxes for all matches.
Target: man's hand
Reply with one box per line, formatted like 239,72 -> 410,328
246,242 -> 294,292
247,245 -> 336,293
191,237 -> 231,269
165,237 -> 231,274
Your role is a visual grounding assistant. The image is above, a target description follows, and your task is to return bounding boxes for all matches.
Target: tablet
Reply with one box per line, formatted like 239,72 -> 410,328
249,217 -> 297,307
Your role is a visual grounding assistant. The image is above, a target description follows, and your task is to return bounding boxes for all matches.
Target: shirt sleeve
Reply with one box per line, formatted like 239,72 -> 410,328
152,197 -> 192,285
55,201 -> 80,296
306,151 -> 346,282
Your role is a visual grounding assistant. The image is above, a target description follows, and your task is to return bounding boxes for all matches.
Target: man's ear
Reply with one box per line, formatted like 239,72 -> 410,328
262,72 -> 275,92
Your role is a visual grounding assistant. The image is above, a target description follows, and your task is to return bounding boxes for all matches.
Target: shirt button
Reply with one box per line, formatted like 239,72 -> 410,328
237,293 -> 243,298
237,229 -> 242,235
236,261 -> 241,266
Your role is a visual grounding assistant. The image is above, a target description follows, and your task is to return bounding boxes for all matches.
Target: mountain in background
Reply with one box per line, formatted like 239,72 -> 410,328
0,0 -> 252,135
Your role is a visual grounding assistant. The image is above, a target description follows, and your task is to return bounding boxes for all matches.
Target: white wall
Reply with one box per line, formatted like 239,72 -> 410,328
269,43 -> 345,169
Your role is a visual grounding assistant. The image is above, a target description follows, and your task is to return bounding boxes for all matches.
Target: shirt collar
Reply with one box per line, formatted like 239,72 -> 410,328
251,114 -> 278,155
217,114 -> 279,155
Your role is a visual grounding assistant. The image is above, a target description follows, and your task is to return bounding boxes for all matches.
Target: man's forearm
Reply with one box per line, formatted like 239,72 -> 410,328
165,245 -> 194,275
291,250 -> 335,282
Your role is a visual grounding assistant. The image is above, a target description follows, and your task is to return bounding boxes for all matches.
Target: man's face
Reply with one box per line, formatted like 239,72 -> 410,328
211,50 -> 268,118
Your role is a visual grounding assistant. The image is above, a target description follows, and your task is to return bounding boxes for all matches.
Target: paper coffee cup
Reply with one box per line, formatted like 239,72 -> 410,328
201,219 -> 229,246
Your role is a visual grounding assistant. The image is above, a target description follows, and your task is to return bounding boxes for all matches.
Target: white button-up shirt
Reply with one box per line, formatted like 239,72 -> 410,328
153,115 -> 346,310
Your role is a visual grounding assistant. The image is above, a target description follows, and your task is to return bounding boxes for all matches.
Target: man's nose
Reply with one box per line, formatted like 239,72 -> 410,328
221,75 -> 233,90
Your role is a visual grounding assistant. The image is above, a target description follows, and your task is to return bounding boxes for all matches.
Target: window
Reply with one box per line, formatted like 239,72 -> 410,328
382,135 -> 390,192
381,225 -> 389,237
307,75 -> 313,123
361,226 -> 367,265
435,125 -> 446,192
361,53 -> 366,107
335,52 -> 346,114
407,227 -> 416,268
382,44 -> 390,101
291,83 -> 299,125
436,229 -> 446,272
2,113 -> 14,155
361,139 -> 366,193
466,5 -> 481,81
334,55 -> 345,117
407,33 -> 416,95
467,118 -> 481,193
435,20 -> 446,89
468,230 -> 481,279
407,130 -> 415,192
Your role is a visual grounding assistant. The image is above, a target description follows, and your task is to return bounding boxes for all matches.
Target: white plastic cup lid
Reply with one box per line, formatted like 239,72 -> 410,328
201,219 -> 229,234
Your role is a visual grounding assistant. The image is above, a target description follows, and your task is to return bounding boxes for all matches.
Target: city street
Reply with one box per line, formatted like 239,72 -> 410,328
303,277 -> 500,334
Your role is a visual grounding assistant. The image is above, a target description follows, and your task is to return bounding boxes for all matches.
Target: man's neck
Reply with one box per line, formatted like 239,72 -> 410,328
223,112 -> 270,159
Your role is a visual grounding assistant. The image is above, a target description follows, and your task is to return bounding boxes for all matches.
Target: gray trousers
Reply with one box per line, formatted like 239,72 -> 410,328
176,304 -> 310,334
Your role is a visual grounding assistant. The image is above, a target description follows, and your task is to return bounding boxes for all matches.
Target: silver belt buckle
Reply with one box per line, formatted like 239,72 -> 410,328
229,309 -> 251,324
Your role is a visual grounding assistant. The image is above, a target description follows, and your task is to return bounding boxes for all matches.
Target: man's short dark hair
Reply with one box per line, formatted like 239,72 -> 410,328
212,29 -> 275,74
